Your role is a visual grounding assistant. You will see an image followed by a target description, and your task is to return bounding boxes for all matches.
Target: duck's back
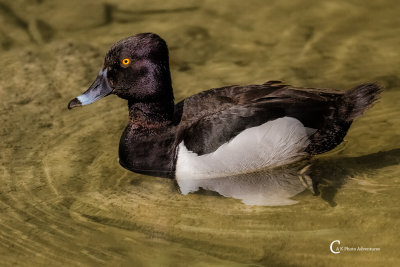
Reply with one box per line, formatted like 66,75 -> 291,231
175,81 -> 345,155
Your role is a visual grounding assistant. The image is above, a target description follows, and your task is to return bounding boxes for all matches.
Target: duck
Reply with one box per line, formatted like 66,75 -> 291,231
68,33 -> 382,179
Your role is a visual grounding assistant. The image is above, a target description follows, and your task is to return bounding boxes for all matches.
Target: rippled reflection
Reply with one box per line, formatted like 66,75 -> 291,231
177,163 -> 317,206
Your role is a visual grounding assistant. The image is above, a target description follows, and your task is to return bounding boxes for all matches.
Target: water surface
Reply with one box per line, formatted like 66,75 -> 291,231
1,0 -> 399,266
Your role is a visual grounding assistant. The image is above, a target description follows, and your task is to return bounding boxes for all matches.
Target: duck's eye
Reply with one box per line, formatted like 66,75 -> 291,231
121,58 -> 131,66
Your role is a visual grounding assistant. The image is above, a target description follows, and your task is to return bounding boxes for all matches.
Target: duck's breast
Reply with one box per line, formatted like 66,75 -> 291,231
175,117 -> 315,179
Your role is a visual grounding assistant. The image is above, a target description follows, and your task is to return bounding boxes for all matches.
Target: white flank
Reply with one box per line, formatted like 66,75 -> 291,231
176,117 -> 315,180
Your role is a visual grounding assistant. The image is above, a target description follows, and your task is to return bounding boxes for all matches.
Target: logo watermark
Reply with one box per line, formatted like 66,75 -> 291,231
330,240 -> 381,254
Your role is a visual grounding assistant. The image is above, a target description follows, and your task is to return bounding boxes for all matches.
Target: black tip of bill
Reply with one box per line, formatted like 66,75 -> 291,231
68,98 -> 82,109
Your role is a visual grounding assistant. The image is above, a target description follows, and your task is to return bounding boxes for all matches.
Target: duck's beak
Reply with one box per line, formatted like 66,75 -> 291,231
68,69 -> 113,109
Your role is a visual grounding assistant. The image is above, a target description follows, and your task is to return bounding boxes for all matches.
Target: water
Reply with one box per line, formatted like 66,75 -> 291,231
1,0 -> 399,266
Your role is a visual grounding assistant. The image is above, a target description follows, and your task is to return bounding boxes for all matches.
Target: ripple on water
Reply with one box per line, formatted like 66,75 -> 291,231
1,0 -> 400,265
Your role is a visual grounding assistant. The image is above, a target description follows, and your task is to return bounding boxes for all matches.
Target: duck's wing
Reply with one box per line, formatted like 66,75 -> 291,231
174,81 -> 347,156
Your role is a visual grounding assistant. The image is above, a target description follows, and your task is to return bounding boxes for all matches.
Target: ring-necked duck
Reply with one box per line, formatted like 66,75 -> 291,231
68,33 -> 382,179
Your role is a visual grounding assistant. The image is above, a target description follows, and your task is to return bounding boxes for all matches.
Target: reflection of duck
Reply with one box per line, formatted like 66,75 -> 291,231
68,33 -> 382,179
177,163 -> 317,206
178,148 -> 400,206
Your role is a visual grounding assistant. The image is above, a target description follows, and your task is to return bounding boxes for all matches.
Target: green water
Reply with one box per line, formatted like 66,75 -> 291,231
1,0 -> 399,266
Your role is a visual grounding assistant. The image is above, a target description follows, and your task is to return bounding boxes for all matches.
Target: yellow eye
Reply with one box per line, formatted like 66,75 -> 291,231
122,58 -> 131,65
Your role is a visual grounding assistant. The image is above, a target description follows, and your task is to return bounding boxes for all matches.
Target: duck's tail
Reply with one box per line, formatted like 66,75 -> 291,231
306,83 -> 382,155
341,83 -> 383,121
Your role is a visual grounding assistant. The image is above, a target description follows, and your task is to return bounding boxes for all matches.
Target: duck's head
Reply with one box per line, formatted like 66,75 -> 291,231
68,33 -> 172,109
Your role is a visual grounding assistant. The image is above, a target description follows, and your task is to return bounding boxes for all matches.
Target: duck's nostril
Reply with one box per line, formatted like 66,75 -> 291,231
67,98 -> 82,109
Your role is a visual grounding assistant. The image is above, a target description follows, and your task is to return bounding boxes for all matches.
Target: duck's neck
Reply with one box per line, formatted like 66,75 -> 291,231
127,99 -> 174,128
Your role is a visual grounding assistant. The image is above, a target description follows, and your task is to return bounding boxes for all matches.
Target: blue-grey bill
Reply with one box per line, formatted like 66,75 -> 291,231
68,69 -> 113,109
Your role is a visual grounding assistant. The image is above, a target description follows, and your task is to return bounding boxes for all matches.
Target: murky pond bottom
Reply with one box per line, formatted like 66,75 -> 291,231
1,0 -> 399,266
